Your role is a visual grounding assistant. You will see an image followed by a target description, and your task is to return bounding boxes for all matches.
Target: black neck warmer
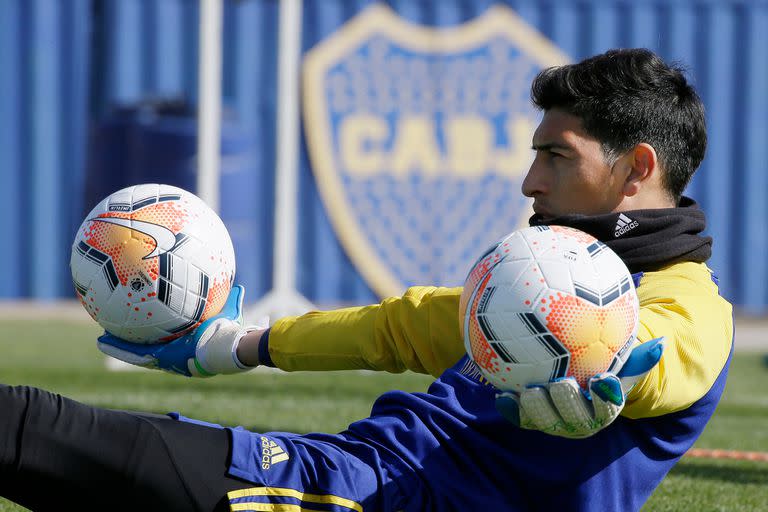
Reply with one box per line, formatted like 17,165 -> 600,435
528,197 -> 712,274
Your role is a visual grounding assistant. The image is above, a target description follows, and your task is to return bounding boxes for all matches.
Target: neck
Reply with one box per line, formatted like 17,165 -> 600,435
615,192 -> 675,212
529,196 -> 712,273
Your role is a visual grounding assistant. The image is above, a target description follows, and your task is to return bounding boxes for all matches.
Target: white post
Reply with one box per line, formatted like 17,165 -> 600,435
196,0 -> 223,211
247,0 -> 316,322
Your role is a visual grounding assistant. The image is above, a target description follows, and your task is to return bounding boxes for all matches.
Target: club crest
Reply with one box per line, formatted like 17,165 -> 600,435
303,5 -> 569,297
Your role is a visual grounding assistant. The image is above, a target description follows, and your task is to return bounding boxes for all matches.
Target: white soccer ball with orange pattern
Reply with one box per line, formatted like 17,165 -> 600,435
460,225 -> 639,392
70,184 -> 235,343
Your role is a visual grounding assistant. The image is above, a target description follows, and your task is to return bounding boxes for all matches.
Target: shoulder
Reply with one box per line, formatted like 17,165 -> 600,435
623,261 -> 733,417
636,261 -> 720,297
636,261 -> 732,348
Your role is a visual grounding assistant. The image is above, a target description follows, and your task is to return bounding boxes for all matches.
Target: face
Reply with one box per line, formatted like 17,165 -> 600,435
522,109 -> 625,220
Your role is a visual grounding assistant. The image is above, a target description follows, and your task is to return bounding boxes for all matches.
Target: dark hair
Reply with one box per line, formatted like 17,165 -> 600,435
531,48 -> 706,201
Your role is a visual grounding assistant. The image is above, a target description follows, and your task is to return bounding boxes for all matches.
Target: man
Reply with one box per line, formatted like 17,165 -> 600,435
0,48 -> 732,511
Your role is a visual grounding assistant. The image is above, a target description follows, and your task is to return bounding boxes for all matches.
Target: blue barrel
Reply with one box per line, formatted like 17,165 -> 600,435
85,100 -> 197,209
131,109 -> 198,192
84,106 -> 142,211
85,100 -> 263,296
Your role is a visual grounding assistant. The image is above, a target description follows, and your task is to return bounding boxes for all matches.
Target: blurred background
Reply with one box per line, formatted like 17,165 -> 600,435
0,0 -> 768,328
0,3 -> 766,510
0,0 -> 768,324
1,0 -> 766,319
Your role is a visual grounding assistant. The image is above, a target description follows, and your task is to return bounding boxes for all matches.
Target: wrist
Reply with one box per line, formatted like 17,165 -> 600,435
235,328 -> 268,367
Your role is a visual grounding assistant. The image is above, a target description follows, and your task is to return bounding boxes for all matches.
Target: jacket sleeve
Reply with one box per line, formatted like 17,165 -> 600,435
266,286 -> 465,378
622,263 -> 733,419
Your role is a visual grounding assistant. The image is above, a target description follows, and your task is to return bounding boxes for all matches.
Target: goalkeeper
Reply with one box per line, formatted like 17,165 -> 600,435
0,48 -> 732,512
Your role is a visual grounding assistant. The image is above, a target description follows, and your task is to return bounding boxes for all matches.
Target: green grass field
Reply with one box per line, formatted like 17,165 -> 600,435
0,318 -> 766,511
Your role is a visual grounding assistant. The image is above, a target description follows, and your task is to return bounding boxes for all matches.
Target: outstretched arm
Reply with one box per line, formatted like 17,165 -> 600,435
98,285 -> 465,378
250,286 -> 465,378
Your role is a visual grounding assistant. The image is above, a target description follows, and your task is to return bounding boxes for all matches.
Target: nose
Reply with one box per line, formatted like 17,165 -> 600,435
521,156 -> 546,198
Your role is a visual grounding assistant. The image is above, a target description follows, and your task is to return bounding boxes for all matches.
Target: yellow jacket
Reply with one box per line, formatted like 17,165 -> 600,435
267,261 -> 732,419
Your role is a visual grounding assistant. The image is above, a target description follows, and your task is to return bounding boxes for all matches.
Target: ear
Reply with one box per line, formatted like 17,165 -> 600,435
621,143 -> 658,197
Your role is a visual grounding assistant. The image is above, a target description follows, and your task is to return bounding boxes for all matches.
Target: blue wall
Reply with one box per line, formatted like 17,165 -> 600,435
1,0 -> 767,314
0,0 -> 91,299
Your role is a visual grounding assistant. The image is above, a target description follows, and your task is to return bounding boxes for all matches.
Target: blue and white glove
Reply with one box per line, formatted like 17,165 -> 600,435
97,285 -> 261,377
495,337 -> 665,438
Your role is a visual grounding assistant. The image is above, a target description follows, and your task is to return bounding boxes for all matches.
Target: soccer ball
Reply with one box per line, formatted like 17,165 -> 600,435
70,184 -> 236,343
460,225 -> 639,392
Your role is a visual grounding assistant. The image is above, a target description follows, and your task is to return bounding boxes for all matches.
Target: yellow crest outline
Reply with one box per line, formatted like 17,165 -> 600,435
303,4 -> 570,298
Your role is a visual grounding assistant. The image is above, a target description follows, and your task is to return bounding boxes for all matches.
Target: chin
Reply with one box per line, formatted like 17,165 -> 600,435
534,209 -> 556,220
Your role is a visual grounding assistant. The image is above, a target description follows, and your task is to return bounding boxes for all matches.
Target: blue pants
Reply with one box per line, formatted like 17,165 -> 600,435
173,413 -> 409,511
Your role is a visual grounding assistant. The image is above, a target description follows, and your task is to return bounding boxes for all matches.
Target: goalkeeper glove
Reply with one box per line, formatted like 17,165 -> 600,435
97,285 -> 262,377
495,337 -> 665,438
